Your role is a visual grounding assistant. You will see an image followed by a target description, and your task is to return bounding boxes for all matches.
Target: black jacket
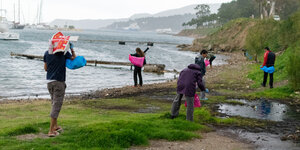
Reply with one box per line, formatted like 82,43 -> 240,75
195,55 -> 206,76
266,52 -> 276,67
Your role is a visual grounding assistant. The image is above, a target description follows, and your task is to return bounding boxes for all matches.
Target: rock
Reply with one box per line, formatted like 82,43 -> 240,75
281,136 -> 288,141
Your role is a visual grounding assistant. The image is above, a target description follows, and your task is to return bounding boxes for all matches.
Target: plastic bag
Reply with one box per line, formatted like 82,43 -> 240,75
66,56 -> 87,70
49,32 -> 70,54
260,66 -> 275,73
129,54 -> 145,67
185,94 -> 201,107
205,59 -> 210,67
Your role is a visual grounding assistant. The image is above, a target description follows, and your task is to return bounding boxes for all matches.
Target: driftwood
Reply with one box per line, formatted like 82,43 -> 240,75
10,52 -> 165,73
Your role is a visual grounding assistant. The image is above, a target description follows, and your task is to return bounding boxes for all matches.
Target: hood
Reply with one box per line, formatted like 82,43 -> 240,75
188,64 -> 201,71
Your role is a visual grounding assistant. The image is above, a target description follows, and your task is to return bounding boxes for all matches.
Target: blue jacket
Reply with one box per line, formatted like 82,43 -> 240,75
177,64 -> 205,97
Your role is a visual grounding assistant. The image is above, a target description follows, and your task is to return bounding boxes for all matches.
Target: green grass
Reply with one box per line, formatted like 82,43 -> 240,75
180,28 -> 220,36
0,94 -> 272,150
245,86 -> 294,100
0,99 -> 211,150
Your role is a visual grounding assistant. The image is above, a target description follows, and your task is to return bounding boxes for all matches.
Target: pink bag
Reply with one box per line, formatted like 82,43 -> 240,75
185,94 -> 201,107
205,59 -> 210,67
129,54 -> 145,67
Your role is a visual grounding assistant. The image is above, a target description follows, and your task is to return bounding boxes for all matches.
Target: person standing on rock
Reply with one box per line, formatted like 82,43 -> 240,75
260,47 -> 276,89
171,64 -> 206,121
44,42 -> 76,137
195,50 -> 209,100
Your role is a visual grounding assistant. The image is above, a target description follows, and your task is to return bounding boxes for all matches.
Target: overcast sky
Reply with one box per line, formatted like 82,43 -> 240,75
1,0 -> 232,24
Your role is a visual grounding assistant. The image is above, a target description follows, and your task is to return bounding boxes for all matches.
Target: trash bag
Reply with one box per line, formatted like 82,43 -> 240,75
185,94 -> 201,108
66,56 -> 87,70
129,54 -> 145,67
260,66 -> 275,74
205,59 -> 210,67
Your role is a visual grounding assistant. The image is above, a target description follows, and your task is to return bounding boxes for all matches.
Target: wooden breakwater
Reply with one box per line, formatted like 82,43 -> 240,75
80,39 -> 180,46
10,52 -> 166,73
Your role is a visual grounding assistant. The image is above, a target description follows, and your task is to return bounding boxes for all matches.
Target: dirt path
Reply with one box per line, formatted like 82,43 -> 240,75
130,132 -> 253,150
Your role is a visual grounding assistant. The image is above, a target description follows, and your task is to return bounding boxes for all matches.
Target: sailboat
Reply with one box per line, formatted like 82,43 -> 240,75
0,9 -> 20,40
11,0 -> 25,29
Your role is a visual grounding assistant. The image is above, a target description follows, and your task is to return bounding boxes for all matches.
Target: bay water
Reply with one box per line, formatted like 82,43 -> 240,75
0,29 -> 226,99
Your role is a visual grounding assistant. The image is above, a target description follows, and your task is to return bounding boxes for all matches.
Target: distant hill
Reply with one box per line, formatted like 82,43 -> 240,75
50,18 -> 128,29
152,3 -> 220,18
128,3 -> 221,19
129,13 -> 152,20
49,3 -> 221,30
105,14 -> 196,32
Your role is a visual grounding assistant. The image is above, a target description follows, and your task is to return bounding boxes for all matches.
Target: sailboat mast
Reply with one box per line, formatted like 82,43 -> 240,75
14,3 -> 15,23
18,0 -> 20,23
39,0 -> 43,24
0,0 -> 2,18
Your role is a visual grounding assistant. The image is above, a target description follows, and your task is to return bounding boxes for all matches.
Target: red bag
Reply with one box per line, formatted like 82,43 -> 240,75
185,94 -> 201,107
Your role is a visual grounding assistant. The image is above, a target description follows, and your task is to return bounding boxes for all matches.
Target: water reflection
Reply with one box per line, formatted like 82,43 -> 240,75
217,99 -> 299,122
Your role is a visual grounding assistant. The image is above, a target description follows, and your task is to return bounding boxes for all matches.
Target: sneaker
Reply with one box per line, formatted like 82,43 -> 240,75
261,83 -> 266,87
270,86 -> 273,89
200,98 -> 208,101
170,116 -> 176,119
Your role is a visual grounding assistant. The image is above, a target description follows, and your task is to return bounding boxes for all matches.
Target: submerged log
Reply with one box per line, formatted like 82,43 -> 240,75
10,52 -> 165,73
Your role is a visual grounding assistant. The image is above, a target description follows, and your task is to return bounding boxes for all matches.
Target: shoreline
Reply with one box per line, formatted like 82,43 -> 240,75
1,52 -> 231,102
1,52 -> 299,149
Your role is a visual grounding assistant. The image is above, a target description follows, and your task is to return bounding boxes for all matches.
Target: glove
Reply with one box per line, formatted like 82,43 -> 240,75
205,88 -> 209,93
70,42 -> 74,49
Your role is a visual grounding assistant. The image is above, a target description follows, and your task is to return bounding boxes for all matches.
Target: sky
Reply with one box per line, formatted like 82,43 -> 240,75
0,0 -> 232,24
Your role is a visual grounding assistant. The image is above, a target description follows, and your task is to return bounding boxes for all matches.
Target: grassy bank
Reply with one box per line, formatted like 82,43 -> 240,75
176,28 -> 219,38
190,18 -> 256,52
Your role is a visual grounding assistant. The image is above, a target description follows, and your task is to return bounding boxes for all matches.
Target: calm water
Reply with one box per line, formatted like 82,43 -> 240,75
0,29 -> 226,99
217,99 -> 300,122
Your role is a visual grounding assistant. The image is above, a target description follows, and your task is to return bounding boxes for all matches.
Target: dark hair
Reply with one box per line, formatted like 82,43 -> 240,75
200,50 -> 208,55
136,48 -> 145,57
264,47 -> 270,51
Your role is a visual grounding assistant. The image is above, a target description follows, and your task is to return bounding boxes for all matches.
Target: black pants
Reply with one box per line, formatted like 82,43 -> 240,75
209,56 -> 216,66
134,66 -> 143,86
263,72 -> 273,87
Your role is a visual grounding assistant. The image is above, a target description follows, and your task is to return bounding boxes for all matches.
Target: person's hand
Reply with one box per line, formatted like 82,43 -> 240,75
70,42 -> 74,49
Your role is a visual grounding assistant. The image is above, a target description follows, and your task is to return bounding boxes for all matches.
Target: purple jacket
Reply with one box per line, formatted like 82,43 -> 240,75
177,64 -> 205,97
